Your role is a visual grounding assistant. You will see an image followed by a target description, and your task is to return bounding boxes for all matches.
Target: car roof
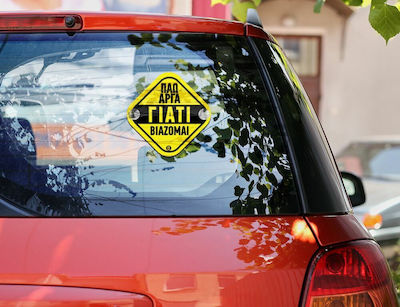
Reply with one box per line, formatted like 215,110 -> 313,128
0,11 -> 275,41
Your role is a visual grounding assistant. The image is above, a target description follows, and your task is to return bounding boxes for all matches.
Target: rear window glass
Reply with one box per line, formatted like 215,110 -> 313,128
0,32 -> 299,216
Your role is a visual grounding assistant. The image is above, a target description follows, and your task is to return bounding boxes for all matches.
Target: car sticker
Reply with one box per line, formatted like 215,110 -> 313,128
127,72 -> 211,157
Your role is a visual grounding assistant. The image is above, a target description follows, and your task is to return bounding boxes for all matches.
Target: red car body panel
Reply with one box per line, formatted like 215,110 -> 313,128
81,13 -> 244,35
0,217 -> 319,306
244,24 -> 276,42
306,214 -> 372,246
0,285 -> 153,306
0,12 -> 276,43
0,12 -> 244,35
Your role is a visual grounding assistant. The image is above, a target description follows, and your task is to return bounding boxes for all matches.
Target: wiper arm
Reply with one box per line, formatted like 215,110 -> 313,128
0,195 -> 36,217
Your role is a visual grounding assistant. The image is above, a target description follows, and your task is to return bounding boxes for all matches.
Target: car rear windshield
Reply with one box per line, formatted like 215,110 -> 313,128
0,32 -> 299,216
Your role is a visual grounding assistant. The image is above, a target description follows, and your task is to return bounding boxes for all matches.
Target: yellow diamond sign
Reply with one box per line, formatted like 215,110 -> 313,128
127,73 -> 211,157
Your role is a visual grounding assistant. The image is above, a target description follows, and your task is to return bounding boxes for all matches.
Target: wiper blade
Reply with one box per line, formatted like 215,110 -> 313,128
51,83 -> 95,89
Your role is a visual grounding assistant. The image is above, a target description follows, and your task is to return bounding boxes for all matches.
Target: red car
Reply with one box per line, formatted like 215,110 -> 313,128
0,11 -> 397,306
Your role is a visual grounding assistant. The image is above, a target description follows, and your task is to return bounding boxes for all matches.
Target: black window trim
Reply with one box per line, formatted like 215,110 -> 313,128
248,36 -> 353,215
246,36 -> 307,214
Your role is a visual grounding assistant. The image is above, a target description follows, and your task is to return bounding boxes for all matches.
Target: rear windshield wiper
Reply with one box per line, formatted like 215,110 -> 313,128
0,195 -> 36,217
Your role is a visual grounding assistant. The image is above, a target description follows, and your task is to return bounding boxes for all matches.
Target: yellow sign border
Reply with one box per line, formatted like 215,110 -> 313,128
127,72 -> 211,157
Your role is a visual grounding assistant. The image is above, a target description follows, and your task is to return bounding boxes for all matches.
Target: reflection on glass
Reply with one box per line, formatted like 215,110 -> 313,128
275,36 -> 319,77
342,178 -> 356,196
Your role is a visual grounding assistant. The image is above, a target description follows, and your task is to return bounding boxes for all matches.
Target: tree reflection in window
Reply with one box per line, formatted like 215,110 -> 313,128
129,33 -> 299,215
0,33 -> 299,216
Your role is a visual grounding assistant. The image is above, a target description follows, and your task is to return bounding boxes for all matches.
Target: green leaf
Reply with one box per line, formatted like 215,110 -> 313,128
167,42 -> 182,51
239,128 -> 249,146
212,141 -> 226,158
244,198 -> 258,214
234,185 -> 245,197
186,143 -> 201,153
240,163 -> 253,181
257,183 -> 269,197
251,135 -> 263,148
196,133 -> 212,143
231,143 -> 237,157
228,119 -> 242,130
237,147 -> 246,165
176,150 -> 188,159
135,83 -> 145,93
211,0 -> 232,5
232,0 -> 257,22
141,33 -> 154,42
249,146 -> 263,165
210,0 -> 262,21
248,180 -> 255,193
213,127 -> 232,143
314,0 -> 326,13
361,0 -> 371,7
230,199 -> 242,215
158,33 -> 172,43
369,1 -> 400,43
187,81 -> 199,91
161,156 -> 175,162
266,172 -> 278,186
150,41 -> 163,48
342,0 -> 363,6
195,70 -> 206,78
201,84 -> 215,92
127,34 -> 144,47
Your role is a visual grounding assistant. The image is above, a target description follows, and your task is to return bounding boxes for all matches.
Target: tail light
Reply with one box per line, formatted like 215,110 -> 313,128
303,240 -> 398,307
363,213 -> 383,230
0,15 -> 82,31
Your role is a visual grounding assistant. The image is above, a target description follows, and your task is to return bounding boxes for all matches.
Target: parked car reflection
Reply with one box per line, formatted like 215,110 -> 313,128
337,136 -> 400,241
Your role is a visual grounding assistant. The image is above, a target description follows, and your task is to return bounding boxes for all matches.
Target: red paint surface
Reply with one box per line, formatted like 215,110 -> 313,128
245,24 -> 277,43
0,12 -> 276,43
0,12 -> 244,35
81,13 -> 244,34
192,0 -> 230,19
0,285 -> 152,306
0,217 -> 317,306
0,14 -> 82,31
306,214 -> 372,247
